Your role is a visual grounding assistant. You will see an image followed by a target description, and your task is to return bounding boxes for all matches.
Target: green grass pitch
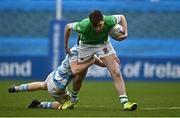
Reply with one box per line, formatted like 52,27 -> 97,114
0,80 -> 180,117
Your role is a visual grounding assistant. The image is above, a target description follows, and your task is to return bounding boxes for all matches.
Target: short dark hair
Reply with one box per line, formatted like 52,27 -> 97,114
89,10 -> 103,27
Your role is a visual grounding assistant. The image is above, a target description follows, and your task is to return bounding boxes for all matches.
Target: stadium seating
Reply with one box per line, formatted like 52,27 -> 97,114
0,0 -> 180,38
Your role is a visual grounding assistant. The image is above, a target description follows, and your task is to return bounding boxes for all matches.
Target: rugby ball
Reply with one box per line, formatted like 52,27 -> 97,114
109,24 -> 124,37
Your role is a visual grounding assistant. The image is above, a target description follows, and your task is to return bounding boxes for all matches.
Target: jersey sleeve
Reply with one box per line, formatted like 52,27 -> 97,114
68,45 -> 78,63
104,15 -> 120,27
69,18 -> 89,33
111,15 -> 122,24
69,22 -> 79,31
69,22 -> 82,32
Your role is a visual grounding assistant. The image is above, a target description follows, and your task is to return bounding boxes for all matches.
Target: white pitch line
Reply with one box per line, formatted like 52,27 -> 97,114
81,105 -> 107,108
81,105 -> 180,110
142,107 -> 180,110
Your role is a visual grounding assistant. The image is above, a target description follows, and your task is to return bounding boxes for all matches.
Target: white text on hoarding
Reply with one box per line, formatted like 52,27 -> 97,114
0,60 -> 32,77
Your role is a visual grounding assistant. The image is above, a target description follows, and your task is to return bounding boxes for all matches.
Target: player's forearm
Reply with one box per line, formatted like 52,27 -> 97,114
115,15 -> 128,41
94,57 -> 106,67
64,24 -> 71,49
120,15 -> 128,36
115,34 -> 128,41
71,58 -> 95,75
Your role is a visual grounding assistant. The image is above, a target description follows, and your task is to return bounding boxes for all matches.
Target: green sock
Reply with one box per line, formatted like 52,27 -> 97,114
119,95 -> 128,106
70,90 -> 79,102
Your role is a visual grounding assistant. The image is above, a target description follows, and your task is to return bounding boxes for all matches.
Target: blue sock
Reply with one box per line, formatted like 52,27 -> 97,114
15,84 -> 28,92
39,102 -> 52,109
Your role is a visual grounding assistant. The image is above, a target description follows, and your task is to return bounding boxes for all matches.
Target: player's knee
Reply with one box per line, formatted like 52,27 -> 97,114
71,65 -> 83,75
40,82 -> 47,89
111,68 -> 121,79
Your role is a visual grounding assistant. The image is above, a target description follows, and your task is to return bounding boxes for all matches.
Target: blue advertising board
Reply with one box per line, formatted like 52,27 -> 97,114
85,38 -> 180,81
0,56 -> 51,80
86,57 -> 180,82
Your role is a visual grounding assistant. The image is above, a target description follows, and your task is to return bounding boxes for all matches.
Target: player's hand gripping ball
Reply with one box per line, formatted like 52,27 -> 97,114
109,24 -> 124,38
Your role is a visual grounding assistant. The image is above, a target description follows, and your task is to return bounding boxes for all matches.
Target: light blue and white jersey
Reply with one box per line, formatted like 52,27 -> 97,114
53,45 -> 79,90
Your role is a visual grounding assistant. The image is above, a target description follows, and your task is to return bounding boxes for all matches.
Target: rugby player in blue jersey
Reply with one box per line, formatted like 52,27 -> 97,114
8,44 -> 106,109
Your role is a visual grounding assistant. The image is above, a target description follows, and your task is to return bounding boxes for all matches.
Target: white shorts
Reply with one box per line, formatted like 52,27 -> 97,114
78,41 -> 116,62
45,72 -> 70,104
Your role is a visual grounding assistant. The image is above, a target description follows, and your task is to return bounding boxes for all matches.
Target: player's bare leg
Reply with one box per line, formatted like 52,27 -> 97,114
8,81 -> 47,92
100,54 -> 137,111
101,54 -> 126,95
61,70 -> 88,109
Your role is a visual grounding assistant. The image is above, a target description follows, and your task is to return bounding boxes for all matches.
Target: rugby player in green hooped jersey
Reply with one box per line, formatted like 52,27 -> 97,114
63,10 -> 137,111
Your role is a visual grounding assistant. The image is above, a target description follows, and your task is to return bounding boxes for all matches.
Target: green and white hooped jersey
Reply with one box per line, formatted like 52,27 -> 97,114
69,15 -> 122,45
53,45 -> 78,89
